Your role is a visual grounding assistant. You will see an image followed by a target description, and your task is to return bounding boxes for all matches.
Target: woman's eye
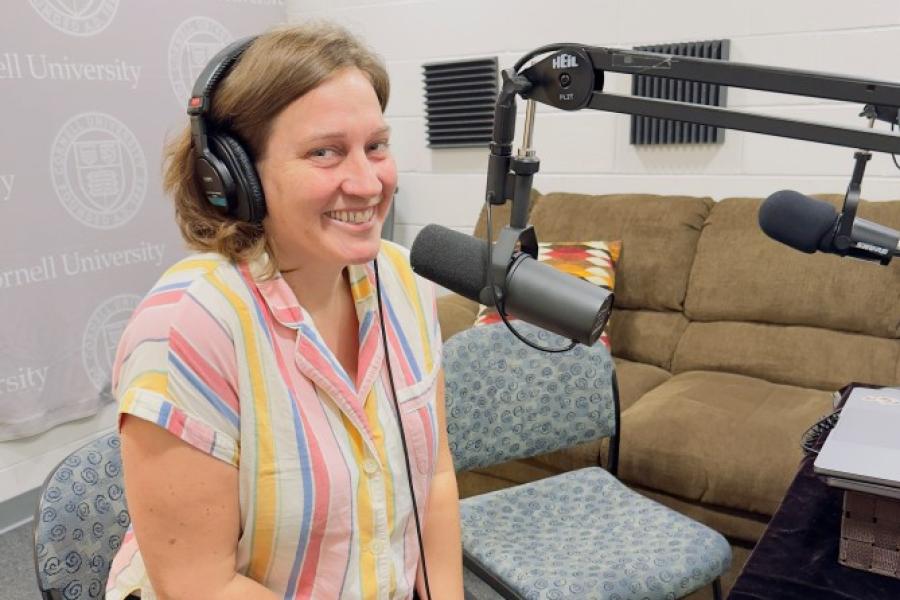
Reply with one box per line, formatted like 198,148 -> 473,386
310,147 -> 338,159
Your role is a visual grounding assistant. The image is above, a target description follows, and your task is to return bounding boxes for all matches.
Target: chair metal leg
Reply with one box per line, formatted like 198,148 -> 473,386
607,367 -> 621,477
598,365 -> 622,476
463,549 -> 525,600
712,576 -> 723,600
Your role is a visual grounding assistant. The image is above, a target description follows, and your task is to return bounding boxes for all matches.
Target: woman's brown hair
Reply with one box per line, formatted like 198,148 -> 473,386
163,22 -> 389,273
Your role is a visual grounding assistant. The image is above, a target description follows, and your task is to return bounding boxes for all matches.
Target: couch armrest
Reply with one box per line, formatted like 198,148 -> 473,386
437,293 -> 478,341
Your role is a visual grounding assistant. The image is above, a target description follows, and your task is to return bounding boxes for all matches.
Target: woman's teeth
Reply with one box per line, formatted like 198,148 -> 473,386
326,207 -> 376,224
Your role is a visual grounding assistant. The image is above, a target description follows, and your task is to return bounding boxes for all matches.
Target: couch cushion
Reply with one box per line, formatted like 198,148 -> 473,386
609,309 -> 688,371
437,294 -> 479,341
618,370 -> 833,516
528,193 -> 713,311
613,356 -> 672,413
456,458 -> 557,499
685,196 -> 900,339
673,321 -> 900,391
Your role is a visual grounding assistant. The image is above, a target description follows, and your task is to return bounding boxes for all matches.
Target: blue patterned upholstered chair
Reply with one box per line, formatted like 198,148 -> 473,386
33,431 -> 130,600
445,323 -> 732,600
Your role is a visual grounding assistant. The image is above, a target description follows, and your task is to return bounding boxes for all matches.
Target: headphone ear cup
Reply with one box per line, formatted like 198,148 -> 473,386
208,133 -> 267,223
194,150 -> 236,214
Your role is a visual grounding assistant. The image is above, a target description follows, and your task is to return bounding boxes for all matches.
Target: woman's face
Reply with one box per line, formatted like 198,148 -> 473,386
257,67 -> 396,272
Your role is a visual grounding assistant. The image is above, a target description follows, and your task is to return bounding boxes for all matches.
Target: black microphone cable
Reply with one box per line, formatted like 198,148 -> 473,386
801,409 -> 842,455
373,258 -> 432,600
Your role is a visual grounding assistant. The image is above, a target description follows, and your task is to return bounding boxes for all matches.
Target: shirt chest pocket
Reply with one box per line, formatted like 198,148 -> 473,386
394,374 -> 439,497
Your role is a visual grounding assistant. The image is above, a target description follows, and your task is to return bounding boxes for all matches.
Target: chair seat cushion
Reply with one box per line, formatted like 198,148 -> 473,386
460,467 -> 731,600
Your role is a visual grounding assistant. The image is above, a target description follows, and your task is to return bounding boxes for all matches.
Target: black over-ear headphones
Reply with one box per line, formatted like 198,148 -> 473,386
187,36 -> 267,224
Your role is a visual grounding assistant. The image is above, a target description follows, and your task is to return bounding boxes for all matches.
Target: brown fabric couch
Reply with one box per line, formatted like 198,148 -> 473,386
438,191 -> 900,544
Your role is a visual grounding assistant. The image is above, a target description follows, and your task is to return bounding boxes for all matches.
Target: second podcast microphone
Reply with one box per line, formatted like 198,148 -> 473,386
759,190 -> 900,265
410,224 -> 614,346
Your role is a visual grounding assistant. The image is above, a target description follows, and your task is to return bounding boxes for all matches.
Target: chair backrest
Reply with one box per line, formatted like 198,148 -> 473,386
443,322 -> 617,472
33,431 -> 130,600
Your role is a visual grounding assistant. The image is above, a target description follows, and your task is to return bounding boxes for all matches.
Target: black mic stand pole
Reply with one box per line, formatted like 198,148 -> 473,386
479,69 -> 585,352
833,151 -> 871,256
829,127 -> 900,265
481,69 -> 539,307
829,108 -> 875,260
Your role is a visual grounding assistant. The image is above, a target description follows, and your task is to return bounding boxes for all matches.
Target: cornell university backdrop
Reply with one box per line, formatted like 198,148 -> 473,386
0,1 -> 285,528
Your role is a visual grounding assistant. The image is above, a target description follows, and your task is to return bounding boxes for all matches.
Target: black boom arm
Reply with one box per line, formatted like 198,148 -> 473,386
486,43 -> 900,218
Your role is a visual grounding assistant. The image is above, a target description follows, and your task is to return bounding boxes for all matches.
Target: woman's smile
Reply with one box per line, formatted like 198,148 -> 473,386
323,204 -> 378,227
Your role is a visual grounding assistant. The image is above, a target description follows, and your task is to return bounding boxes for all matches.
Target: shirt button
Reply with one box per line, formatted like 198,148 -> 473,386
363,459 -> 379,475
370,539 -> 386,555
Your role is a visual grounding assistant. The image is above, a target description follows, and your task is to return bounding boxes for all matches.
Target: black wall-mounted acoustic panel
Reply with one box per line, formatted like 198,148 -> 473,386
631,39 -> 730,145
423,57 -> 498,148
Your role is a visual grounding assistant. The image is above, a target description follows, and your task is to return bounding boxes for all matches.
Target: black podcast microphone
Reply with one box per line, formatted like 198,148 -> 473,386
410,224 -> 614,346
759,190 -> 900,265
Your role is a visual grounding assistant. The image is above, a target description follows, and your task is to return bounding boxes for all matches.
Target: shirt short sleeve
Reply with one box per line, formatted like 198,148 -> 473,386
113,267 -> 241,467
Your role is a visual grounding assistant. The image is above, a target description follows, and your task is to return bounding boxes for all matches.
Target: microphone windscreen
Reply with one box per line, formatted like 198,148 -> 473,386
410,224 -> 487,302
758,190 -> 837,253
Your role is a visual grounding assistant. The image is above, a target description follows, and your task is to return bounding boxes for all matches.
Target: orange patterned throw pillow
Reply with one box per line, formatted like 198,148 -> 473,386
473,240 -> 622,349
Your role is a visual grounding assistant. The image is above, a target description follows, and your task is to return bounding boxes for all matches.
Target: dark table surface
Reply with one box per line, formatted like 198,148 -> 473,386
728,385 -> 900,600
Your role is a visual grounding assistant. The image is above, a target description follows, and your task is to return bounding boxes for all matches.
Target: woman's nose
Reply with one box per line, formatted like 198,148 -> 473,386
341,150 -> 382,198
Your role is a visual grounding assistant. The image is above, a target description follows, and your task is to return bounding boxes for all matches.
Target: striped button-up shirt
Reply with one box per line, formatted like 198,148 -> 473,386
106,242 -> 442,599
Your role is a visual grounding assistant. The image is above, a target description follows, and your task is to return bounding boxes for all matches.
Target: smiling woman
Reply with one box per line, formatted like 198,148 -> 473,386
106,22 -> 463,600
162,23 -> 391,274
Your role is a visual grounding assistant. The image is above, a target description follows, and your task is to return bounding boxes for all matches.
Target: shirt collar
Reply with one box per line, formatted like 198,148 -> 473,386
247,253 -> 385,423
247,252 -> 305,329
247,252 -> 378,332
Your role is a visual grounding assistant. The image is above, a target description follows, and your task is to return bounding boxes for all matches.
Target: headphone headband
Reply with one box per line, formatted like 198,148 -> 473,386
187,36 -> 257,151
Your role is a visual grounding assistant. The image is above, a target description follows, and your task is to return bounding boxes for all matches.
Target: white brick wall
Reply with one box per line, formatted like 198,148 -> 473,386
287,0 -> 900,247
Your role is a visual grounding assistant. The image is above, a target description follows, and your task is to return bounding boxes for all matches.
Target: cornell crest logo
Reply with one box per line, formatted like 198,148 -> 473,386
51,112 -> 147,230
82,294 -> 141,392
30,0 -> 119,37
168,17 -> 233,105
